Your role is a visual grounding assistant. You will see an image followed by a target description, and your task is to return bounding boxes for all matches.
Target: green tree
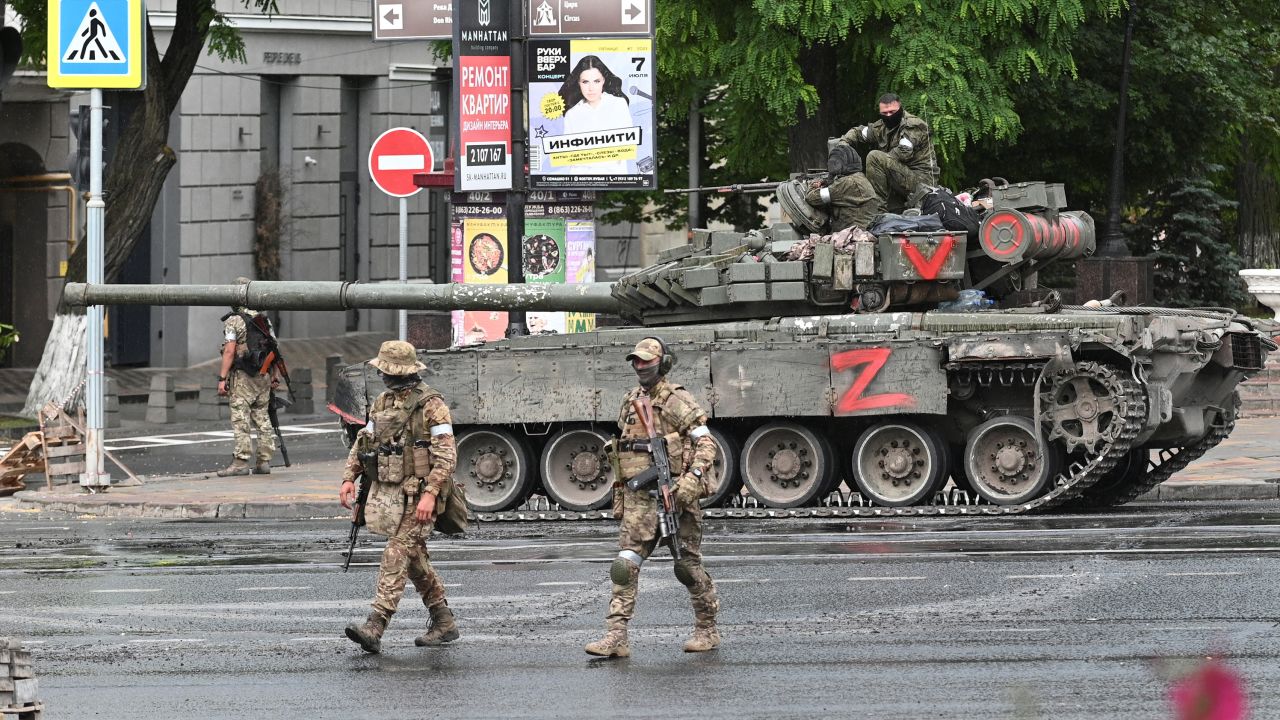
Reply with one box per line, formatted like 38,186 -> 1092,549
12,0 -> 278,417
605,0 -> 1123,230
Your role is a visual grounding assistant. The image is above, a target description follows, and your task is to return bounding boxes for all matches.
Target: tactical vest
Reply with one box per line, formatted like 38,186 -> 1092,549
367,383 -> 442,491
615,382 -> 695,480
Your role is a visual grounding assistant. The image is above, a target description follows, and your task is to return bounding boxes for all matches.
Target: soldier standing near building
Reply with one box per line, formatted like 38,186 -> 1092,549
216,286 -> 277,476
841,93 -> 939,212
340,340 -> 459,654
585,338 -> 720,658
805,141 -> 885,232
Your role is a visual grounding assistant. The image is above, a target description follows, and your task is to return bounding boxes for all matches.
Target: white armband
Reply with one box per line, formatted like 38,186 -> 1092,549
430,423 -> 454,437
819,188 -> 831,205
224,330 -> 237,342
690,425 -> 711,439
861,127 -> 870,140
898,137 -> 913,151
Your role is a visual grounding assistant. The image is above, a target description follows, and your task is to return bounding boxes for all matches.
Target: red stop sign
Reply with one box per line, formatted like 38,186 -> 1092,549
368,127 -> 434,197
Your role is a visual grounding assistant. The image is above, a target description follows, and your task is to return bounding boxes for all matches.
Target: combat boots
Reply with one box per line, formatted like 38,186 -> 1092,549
345,612 -> 389,654
584,626 -> 630,658
217,459 -> 251,477
415,603 -> 460,646
252,461 -> 271,475
682,626 -> 721,653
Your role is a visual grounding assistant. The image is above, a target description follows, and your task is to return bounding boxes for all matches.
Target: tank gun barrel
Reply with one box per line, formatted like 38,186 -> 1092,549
63,281 -> 623,314
663,181 -> 781,195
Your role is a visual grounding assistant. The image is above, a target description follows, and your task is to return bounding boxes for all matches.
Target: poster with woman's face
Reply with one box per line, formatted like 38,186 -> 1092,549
527,37 -> 655,190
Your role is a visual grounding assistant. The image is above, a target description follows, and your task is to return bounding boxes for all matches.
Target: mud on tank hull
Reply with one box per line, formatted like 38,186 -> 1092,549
330,306 -> 1273,516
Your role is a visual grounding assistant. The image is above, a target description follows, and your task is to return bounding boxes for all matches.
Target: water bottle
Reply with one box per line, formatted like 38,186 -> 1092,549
938,288 -> 994,312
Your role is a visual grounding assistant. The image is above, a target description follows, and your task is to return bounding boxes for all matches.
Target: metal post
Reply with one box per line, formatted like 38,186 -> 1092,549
84,87 -> 109,488
398,196 -> 408,340
504,0 -> 527,337
688,96 -> 701,231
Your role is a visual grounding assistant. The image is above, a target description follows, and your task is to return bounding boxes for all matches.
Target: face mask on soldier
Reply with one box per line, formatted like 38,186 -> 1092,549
882,107 -> 904,130
380,371 -> 420,391
634,364 -> 661,389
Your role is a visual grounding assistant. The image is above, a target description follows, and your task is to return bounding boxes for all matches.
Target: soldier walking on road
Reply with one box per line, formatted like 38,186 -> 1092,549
340,340 -> 459,654
841,93 -> 939,212
216,281 -> 278,477
585,338 -> 721,658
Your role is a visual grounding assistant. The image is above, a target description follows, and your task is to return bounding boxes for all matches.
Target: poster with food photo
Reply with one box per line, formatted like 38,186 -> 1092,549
456,216 -> 509,344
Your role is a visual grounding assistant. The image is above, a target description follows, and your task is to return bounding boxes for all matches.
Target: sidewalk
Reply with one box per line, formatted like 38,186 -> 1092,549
6,417 -> 1280,520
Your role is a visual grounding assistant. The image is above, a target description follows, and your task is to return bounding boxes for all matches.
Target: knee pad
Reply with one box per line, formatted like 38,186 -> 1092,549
610,550 -> 643,585
673,560 -> 699,588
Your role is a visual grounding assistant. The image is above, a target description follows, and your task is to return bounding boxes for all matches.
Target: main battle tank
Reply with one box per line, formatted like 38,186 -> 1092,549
320,180 -> 1273,517
68,180 -> 1276,518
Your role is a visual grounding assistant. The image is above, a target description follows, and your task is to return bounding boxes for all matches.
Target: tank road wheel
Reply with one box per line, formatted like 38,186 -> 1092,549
851,421 -> 947,507
740,422 -> 835,508
700,427 -> 743,509
455,429 -> 535,512
540,426 -> 614,512
1040,362 -> 1133,456
964,416 -> 1057,505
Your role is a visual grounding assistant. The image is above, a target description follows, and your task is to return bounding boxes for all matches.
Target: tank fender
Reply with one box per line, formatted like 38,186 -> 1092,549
947,334 -> 1067,361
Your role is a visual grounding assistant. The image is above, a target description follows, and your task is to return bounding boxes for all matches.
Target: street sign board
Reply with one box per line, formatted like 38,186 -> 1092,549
48,0 -> 145,89
373,1 -> 453,41
453,0 -> 514,191
528,0 -> 652,36
369,127 -> 434,197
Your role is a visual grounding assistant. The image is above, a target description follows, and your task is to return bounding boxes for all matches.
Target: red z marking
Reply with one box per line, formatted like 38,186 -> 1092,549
899,235 -> 956,280
832,348 -> 916,413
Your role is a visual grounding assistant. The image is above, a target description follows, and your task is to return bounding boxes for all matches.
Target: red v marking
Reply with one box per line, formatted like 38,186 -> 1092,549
899,235 -> 956,280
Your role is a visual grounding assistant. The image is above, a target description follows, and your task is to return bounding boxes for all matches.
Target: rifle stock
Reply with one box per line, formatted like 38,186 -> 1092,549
631,397 -> 681,562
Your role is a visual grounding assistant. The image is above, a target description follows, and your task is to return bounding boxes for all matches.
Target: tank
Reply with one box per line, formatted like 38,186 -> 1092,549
68,180 -> 1277,518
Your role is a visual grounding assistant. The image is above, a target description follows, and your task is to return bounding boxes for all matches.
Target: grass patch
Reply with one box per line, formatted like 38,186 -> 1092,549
0,414 -> 37,431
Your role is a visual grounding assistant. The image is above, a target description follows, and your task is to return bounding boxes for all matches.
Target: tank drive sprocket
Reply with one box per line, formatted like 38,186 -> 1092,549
1039,361 -> 1140,456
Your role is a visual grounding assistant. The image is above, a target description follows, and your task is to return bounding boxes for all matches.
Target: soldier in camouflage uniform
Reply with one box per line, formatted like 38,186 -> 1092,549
340,340 -> 460,654
216,296 -> 277,477
841,93 -> 939,213
805,141 -> 884,232
585,338 -> 721,658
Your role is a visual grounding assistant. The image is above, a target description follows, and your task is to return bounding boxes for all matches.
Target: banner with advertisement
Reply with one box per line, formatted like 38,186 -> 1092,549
453,0 -> 514,191
527,37 -> 655,190
450,191 -> 596,344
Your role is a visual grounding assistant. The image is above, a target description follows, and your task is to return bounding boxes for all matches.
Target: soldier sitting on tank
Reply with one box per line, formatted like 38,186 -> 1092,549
841,93 -> 939,213
804,142 -> 884,232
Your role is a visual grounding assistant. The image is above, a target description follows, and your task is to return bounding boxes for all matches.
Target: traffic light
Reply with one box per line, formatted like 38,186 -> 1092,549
0,25 -> 22,107
69,104 -> 91,190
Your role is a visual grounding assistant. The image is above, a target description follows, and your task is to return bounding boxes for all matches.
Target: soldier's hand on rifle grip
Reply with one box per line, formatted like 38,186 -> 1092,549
339,480 -> 356,509
415,492 -> 437,523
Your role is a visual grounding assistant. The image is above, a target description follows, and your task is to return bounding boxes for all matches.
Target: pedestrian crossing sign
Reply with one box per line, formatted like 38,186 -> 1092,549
47,0 -> 145,89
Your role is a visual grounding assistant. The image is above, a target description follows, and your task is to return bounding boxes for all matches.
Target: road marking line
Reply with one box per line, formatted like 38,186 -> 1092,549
288,637 -> 341,643
236,586 -> 313,591
980,628 -> 1051,633
1006,573 -> 1085,579
130,638 -> 206,644
1164,571 -> 1245,577
443,583 -> 462,588
536,581 -> 587,587
717,579 -> 771,584
0,591 -> 15,595
277,425 -> 332,434
91,588 -> 161,594
26,527 -> 71,531
846,576 -> 928,581
1164,626 -> 1231,631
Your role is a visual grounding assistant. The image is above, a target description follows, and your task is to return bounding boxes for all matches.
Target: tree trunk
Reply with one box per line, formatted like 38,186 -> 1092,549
787,42 -> 843,173
1236,134 -> 1280,269
22,6 -> 218,418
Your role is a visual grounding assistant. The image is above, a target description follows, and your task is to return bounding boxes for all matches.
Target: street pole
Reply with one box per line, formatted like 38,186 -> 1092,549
84,87 -> 109,488
398,196 -> 408,340
504,0 -> 527,337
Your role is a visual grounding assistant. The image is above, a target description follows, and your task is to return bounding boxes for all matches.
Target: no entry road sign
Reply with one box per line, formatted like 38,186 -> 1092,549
369,127 -> 434,197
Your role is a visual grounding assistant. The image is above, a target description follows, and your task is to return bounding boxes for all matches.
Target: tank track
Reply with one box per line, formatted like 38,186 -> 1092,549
1081,391 -> 1239,508
469,361 -> 1147,522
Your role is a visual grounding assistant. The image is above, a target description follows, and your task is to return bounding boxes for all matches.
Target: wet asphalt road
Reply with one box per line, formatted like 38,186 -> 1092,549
2,503 -> 1279,719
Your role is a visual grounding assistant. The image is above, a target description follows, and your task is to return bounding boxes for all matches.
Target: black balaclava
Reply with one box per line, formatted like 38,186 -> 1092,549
635,364 -> 662,389
381,371 -> 421,391
828,142 -> 863,179
882,107 -> 905,130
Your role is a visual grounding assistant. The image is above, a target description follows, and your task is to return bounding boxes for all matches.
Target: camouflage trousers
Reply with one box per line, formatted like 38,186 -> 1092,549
371,504 -> 448,619
605,505 -> 719,631
866,150 -> 936,213
229,371 -> 275,463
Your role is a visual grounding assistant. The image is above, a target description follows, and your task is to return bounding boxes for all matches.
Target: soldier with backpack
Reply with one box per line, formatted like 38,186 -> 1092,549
216,282 -> 281,477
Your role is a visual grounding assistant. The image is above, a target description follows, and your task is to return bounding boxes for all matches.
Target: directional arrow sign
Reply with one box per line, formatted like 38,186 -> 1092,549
373,0 -> 453,40
369,127 -> 434,197
528,0 -> 653,36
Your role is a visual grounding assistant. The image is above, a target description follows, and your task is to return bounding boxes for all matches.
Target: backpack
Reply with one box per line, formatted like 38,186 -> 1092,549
920,187 -> 980,237
223,311 -> 282,376
868,212 -> 945,235
402,385 -> 470,536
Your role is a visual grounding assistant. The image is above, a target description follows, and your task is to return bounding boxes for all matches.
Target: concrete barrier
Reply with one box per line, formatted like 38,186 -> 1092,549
145,374 -> 176,424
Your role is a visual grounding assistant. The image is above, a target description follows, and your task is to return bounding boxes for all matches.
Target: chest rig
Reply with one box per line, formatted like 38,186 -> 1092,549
368,384 -> 441,491
616,383 -> 691,480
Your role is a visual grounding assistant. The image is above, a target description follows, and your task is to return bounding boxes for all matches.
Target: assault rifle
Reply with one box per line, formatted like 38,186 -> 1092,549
342,452 -> 375,572
267,392 -> 291,467
624,396 -> 681,561
663,171 -> 828,196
